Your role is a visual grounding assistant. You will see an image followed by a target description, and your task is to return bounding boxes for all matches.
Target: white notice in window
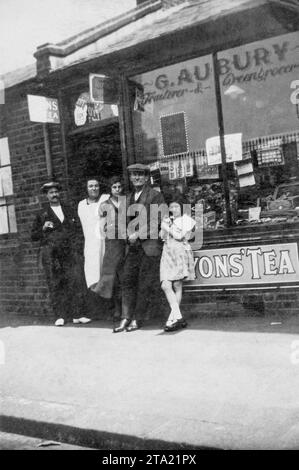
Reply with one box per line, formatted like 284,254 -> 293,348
0,137 -> 10,166
0,205 -> 8,234
0,167 -> 13,196
206,133 -> 242,165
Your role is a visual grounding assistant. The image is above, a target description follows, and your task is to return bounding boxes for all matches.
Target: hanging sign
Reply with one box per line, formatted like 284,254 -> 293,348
27,95 -> 60,123
89,74 -> 118,104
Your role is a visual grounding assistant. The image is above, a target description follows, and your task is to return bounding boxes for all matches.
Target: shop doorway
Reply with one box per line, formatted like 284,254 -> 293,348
67,121 -> 122,203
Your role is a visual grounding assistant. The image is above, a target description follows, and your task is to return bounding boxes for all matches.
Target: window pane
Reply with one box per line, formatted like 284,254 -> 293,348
219,31 -> 299,227
0,166 -> 13,196
131,54 -> 218,162
0,205 -> 8,234
130,55 -> 225,230
8,204 -> 17,233
0,137 -> 10,166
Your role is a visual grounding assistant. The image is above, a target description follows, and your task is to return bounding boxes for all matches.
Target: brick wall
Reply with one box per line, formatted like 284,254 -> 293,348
0,82 -> 67,317
181,287 -> 299,318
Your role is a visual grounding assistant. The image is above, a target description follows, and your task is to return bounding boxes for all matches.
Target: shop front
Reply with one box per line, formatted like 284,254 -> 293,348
120,16 -> 299,313
33,0 -> 298,315
2,0 -> 298,318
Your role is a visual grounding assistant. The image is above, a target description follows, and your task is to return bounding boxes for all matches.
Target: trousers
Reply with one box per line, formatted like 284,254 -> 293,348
121,244 -> 161,323
41,246 -> 86,320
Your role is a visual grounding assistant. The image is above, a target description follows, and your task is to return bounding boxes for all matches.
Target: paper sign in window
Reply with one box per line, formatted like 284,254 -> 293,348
239,174 -> 255,188
248,207 -> 261,221
206,133 -> 242,165
160,112 -> 189,157
0,137 -> 10,166
0,166 -> 13,196
236,162 -> 253,176
0,205 -> 8,234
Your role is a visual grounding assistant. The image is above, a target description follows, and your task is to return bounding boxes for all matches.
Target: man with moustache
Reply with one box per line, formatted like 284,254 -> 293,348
31,181 -> 88,326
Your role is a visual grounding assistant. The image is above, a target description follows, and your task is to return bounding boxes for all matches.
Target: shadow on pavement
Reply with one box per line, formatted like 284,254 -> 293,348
0,415 -> 221,451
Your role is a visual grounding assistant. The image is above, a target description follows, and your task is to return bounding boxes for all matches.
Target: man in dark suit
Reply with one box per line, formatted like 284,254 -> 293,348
31,181 -> 88,326
114,164 -> 166,333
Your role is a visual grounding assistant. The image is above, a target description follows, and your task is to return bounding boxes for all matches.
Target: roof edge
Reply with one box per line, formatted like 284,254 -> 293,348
34,0 -> 162,61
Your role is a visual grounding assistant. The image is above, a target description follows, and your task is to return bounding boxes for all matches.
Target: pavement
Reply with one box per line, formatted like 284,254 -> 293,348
0,431 -> 92,450
1,314 -> 299,450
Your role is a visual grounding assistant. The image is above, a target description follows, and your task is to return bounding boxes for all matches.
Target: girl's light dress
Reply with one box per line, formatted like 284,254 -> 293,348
160,214 -> 196,282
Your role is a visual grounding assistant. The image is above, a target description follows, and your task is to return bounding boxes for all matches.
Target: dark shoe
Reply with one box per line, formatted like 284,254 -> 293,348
113,319 -> 130,333
177,318 -> 188,328
126,320 -> 140,332
164,321 -> 180,332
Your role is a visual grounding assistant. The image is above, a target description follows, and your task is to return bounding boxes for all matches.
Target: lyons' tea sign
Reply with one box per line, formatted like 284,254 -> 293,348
191,243 -> 299,286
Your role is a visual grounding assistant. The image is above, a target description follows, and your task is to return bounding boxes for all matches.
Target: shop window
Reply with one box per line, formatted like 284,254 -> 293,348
129,31 -> 299,231
219,31 -> 299,228
0,137 -> 17,234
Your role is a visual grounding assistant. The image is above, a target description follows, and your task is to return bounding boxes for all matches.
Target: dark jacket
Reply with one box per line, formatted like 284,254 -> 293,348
127,185 -> 165,257
31,203 -> 83,257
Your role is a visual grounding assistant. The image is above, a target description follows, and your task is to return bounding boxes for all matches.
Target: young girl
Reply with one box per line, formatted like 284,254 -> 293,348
160,194 -> 196,332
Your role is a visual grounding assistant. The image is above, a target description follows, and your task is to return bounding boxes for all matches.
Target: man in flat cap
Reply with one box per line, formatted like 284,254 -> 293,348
113,163 -> 165,332
31,181 -> 88,326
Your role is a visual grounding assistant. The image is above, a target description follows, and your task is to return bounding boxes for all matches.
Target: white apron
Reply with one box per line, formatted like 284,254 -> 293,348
78,194 -> 109,288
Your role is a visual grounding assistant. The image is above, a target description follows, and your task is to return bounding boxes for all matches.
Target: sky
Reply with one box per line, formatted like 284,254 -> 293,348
0,0 -> 136,74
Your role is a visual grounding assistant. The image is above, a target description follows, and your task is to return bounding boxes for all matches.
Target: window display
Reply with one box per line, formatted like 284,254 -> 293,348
219,31 -> 299,228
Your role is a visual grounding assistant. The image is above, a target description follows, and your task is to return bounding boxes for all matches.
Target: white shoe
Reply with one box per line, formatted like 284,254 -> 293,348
55,318 -> 65,326
79,317 -> 91,324
73,317 -> 91,324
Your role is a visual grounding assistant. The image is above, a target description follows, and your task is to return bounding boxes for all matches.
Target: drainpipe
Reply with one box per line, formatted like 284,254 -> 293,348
42,123 -> 53,178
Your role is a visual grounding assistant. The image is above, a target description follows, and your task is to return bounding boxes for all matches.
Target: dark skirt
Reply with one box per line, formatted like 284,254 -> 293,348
92,239 -> 126,299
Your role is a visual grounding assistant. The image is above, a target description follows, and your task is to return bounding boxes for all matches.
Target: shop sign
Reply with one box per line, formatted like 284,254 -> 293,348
133,32 -> 298,106
191,243 -> 299,286
27,94 -> 60,124
89,74 -> 118,104
219,31 -> 299,88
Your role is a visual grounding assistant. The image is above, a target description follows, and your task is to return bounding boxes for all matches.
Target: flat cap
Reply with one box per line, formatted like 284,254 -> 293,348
127,163 -> 149,172
41,181 -> 62,193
